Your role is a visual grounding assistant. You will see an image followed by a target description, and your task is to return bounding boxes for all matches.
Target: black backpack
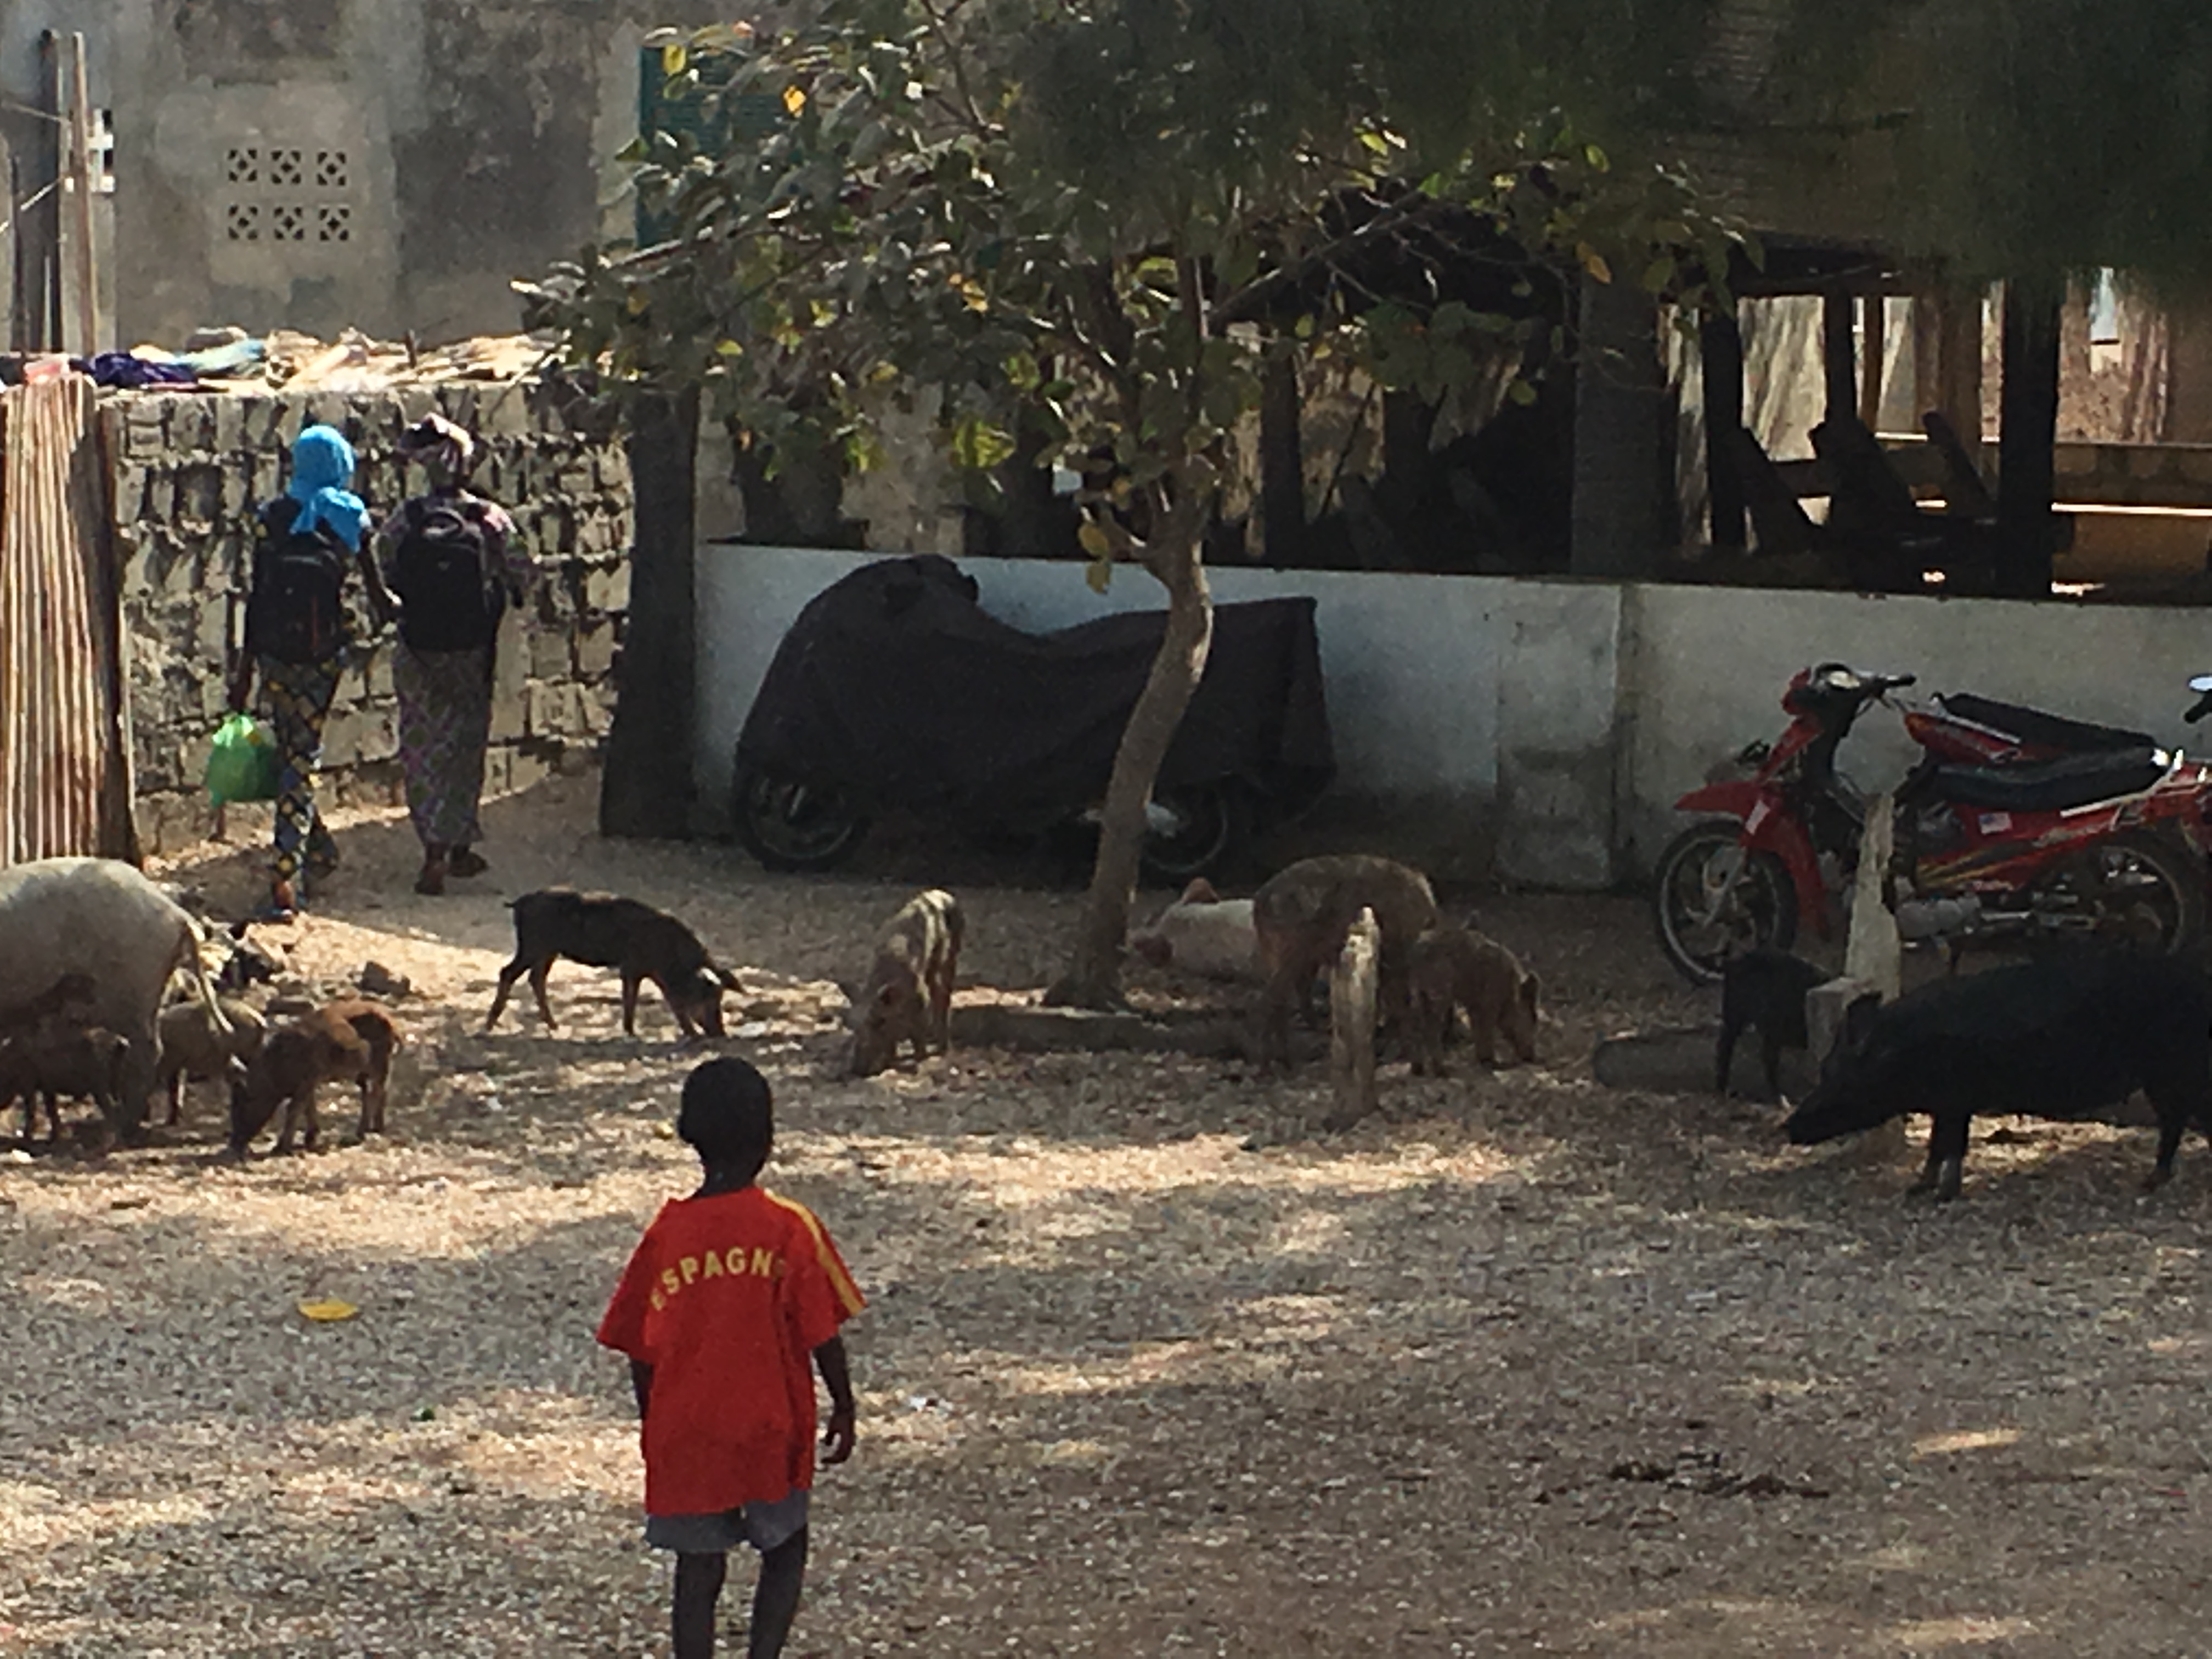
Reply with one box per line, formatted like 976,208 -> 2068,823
245,500 -> 350,665
392,503 -> 499,653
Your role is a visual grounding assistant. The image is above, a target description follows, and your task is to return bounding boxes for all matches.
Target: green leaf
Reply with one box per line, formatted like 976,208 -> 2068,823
1583,143 -> 1609,172
1085,557 -> 1113,595
1641,255 -> 1675,294
1506,379 -> 1538,407
950,413 -> 1017,471
1077,521 -> 1113,559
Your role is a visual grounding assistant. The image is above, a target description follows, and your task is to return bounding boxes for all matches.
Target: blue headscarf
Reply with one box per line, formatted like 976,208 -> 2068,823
284,425 -> 369,550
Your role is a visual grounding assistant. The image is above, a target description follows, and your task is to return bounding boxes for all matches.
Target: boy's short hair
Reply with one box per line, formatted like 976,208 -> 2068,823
678,1057 -> 773,1166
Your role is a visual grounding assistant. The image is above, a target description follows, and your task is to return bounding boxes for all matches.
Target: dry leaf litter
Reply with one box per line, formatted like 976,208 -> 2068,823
1,772 -> 2209,1655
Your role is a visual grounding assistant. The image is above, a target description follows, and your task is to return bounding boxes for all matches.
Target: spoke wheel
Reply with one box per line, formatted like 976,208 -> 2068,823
1652,821 -> 1801,984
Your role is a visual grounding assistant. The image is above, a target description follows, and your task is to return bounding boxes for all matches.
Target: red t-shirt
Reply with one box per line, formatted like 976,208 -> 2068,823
597,1186 -> 864,1514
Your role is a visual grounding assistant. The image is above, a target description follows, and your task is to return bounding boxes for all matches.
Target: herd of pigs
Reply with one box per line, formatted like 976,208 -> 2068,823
2,848 -> 2210,1206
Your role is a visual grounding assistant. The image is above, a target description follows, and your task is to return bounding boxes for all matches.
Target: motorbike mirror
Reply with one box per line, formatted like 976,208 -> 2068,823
2190,674 -> 2212,696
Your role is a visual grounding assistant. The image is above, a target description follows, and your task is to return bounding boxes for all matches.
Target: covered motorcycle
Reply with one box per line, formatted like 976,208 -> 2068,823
731,555 -> 1335,879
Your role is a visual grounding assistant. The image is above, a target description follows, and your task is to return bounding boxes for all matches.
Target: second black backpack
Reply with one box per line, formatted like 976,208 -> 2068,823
392,503 -> 498,653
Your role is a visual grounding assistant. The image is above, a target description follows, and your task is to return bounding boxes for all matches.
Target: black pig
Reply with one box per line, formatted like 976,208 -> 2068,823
1784,951 -> 2212,1201
484,889 -> 741,1039
1717,948 -> 1827,1098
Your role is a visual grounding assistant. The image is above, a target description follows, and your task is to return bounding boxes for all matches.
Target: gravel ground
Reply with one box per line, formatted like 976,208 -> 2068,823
4,772 -> 2211,1656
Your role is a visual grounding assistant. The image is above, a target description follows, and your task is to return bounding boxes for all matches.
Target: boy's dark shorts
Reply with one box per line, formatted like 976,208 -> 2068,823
645,1488 -> 809,1555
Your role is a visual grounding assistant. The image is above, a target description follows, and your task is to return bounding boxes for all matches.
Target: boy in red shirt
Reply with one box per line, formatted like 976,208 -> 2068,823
599,1057 -> 863,1659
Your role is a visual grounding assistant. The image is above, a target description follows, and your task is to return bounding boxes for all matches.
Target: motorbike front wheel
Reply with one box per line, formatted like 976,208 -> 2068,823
732,765 -> 872,873
1652,821 -> 1802,985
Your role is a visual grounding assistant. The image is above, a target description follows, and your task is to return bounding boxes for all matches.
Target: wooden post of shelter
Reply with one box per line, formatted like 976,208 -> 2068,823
1859,295 -> 1886,431
1700,306 -> 1747,551
1257,351 -> 1305,564
1996,279 -> 2063,599
1822,290 -> 1858,424
1931,278 -> 1985,471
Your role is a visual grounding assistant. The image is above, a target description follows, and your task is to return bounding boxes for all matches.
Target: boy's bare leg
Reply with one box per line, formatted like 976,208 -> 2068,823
674,1551 -> 727,1659
748,1528 -> 809,1659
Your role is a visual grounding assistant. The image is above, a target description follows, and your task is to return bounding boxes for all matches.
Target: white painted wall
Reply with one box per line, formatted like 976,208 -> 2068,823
693,546 -> 1622,885
695,545 -> 2212,890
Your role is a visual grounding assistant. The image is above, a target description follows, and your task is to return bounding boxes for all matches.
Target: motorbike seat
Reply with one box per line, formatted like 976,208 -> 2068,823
1936,692 -> 2155,755
1928,747 -> 2167,812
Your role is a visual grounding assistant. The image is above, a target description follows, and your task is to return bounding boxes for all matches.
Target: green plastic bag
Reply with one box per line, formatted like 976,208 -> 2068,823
205,712 -> 281,805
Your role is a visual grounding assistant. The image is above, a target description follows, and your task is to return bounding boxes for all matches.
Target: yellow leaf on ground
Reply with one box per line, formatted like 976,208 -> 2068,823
298,1299 -> 359,1323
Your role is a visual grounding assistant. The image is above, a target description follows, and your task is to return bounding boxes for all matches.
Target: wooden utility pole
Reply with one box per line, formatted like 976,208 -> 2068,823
63,32 -> 99,356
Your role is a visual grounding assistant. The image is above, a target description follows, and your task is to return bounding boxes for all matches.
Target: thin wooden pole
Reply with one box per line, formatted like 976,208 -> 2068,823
64,32 -> 99,357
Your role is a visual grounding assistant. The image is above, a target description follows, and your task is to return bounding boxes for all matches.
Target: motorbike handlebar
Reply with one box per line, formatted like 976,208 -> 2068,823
2187,693 -> 2212,726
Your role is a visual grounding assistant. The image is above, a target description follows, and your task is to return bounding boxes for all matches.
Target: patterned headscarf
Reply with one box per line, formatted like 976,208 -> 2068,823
284,425 -> 369,550
397,413 -> 477,484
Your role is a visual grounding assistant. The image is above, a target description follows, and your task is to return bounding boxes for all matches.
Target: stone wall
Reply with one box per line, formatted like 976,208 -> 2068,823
102,379 -> 631,854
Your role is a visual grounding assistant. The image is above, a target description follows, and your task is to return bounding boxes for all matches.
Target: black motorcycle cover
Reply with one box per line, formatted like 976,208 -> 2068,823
735,555 -> 1336,834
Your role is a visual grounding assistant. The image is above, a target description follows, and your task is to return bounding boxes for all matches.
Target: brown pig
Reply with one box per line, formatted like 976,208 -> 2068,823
1407,924 -> 1542,1074
228,1000 -> 402,1156
1250,856 -> 1438,1071
847,889 -> 964,1077
157,996 -> 268,1126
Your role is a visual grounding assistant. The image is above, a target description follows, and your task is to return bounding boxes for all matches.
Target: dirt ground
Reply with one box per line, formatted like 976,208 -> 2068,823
4,772 -> 2211,1657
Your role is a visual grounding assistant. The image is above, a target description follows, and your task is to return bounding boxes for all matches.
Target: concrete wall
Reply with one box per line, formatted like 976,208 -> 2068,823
692,545 -> 1624,885
2,0 -> 733,350
105,381 -> 630,853
697,546 -> 2212,892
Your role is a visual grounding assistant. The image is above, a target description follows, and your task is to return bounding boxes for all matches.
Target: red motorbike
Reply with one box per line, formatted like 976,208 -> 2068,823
1653,663 -> 2212,983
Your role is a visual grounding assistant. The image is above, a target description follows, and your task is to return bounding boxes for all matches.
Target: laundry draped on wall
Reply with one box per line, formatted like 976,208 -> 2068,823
0,375 -> 134,866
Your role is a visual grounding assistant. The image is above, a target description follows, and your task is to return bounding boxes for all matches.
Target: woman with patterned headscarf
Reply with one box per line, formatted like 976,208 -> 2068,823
375,413 -> 534,895
230,424 -> 387,920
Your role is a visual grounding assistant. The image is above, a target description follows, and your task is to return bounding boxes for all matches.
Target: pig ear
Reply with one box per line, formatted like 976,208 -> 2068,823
716,968 -> 742,992
1181,878 -> 1220,904
1841,992 -> 1883,1048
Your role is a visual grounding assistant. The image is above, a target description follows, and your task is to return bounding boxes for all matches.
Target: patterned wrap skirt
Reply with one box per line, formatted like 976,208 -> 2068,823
393,642 -> 495,849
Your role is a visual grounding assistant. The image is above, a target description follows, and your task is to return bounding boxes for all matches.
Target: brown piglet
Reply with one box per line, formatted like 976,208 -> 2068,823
847,889 -> 964,1077
1250,856 -> 1438,1072
1407,924 -> 1542,1074
157,997 -> 267,1126
486,889 -> 740,1039
228,1000 -> 403,1156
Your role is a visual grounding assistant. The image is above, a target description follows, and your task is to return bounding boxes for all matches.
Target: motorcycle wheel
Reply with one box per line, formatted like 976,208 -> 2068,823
1138,783 -> 1249,886
731,765 -> 872,873
2047,830 -> 2204,955
1652,821 -> 1801,985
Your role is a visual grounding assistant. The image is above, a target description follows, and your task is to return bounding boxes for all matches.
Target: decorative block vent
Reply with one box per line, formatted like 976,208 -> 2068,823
222,136 -> 357,252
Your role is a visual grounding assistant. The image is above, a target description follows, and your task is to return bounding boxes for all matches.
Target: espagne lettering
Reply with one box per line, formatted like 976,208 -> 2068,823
650,1246 -> 783,1311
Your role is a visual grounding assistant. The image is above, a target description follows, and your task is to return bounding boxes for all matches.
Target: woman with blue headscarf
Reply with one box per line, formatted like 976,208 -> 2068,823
229,424 -> 390,919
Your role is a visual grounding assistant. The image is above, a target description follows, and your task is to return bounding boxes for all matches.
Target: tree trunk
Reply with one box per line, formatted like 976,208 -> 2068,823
1044,506 -> 1215,1009
601,387 -> 701,837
